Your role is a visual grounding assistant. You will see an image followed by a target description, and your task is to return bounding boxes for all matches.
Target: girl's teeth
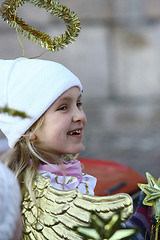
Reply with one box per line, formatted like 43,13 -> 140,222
68,130 -> 81,135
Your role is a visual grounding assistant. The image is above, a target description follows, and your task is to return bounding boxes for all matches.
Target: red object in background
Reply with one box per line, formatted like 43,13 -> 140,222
78,158 -> 147,197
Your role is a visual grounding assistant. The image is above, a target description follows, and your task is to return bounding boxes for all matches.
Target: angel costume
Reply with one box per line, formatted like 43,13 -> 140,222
21,159 -> 133,240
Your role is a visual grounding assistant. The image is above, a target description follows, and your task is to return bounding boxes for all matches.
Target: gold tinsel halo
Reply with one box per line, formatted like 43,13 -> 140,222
0,0 -> 81,52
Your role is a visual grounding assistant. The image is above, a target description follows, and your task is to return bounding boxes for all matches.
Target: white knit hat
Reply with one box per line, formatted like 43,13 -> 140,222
0,58 -> 82,148
0,162 -> 21,240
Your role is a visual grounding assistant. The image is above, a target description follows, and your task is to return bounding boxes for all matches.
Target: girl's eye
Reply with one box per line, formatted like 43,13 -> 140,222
77,102 -> 82,108
57,105 -> 67,111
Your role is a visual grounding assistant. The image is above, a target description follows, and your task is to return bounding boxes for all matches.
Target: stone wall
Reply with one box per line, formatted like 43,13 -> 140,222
1,1 -> 160,178
1,0 -> 160,99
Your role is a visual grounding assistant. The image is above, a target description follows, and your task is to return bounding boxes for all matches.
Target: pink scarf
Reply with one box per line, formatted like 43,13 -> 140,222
37,159 -> 83,183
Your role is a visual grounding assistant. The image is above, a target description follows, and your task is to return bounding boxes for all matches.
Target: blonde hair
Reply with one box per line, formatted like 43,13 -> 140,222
0,108 -> 81,204
0,116 -> 65,201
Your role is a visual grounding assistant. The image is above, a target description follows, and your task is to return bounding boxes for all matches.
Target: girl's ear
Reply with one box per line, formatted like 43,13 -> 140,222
29,132 -> 37,141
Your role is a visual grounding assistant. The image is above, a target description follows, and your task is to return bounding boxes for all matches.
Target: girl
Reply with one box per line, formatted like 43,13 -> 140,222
0,58 -> 157,240
0,57 -> 97,195
0,57 -> 100,239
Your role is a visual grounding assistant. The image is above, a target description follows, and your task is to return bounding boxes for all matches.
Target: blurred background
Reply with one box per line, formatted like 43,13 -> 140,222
0,0 -> 160,179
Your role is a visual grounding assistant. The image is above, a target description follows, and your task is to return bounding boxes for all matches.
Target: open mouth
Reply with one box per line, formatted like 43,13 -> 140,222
67,129 -> 82,136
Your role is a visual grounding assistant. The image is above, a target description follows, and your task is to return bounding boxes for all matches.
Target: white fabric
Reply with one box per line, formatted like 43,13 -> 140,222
0,163 -> 21,240
38,170 -> 97,195
0,58 -> 82,148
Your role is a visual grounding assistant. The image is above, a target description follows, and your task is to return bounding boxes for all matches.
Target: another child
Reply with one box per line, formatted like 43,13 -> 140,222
0,162 -> 22,240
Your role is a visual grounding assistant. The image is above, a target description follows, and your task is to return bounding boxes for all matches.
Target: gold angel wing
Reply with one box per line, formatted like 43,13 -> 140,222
21,171 -> 133,240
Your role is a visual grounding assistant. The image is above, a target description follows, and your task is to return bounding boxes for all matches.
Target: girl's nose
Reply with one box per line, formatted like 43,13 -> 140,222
72,108 -> 87,124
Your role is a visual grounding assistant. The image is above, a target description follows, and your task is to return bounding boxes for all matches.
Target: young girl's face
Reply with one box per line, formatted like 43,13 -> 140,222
34,87 -> 87,158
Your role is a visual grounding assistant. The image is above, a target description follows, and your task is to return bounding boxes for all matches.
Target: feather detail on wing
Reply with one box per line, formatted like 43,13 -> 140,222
21,170 -> 133,240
